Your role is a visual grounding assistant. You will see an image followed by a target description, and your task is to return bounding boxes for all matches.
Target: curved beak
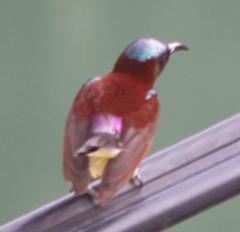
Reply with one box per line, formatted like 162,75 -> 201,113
168,42 -> 188,54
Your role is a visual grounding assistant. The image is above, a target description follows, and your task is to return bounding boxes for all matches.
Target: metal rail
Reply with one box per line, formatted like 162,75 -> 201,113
1,113 -> 240,232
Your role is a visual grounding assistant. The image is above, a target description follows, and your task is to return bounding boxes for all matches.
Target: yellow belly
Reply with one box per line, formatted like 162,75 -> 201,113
87,148 -> 121,179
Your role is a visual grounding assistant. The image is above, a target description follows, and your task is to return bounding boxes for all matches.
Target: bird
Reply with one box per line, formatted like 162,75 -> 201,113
63,38 -> 188,205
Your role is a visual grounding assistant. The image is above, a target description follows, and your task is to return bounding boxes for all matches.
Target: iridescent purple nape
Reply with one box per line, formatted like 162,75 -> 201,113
126,38 -> 168,62
91,114 -> 123,135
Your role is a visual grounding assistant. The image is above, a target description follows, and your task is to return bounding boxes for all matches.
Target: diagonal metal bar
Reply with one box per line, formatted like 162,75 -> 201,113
1,113 -> 240,232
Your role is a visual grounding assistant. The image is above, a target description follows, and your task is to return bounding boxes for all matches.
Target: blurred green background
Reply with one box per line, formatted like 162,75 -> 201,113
0,0 -> 239,231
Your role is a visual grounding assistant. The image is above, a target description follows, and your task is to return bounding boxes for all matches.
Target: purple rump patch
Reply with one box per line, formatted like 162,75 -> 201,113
91,114 -> 123,135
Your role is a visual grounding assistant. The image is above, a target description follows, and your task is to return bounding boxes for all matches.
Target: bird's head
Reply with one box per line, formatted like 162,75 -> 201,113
113,38 -> 188,85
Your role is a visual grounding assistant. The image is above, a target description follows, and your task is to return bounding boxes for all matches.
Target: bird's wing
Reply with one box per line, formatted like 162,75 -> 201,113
63,76 -> 105,194
63,110 -> 92,194
63,110 -> 125,194
63,76 -> 124,194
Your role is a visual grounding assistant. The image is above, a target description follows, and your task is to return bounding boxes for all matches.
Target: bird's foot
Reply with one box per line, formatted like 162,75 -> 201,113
87,186 -> 102,207
130,169 -> 143,187
69,187 -> 73,193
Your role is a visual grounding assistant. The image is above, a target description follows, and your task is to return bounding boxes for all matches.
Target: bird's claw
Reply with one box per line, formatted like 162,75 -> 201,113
130,169 -> 143,187
87,186 -> 102,207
